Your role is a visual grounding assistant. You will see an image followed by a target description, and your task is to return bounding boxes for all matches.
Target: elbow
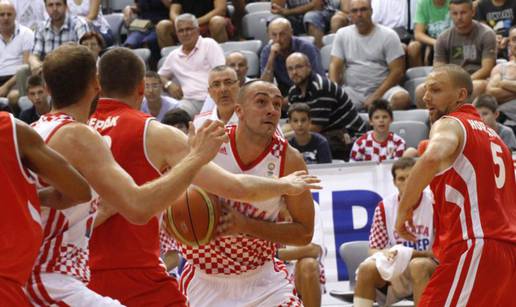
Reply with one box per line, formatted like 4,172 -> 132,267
122,203 -> 153,225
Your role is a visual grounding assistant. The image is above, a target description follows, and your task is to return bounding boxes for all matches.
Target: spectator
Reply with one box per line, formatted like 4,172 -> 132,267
122,0 -> 170,64
287,103 -> 332,164
141,71 -> 180,121
487,26 -> 516,123
158,13 -> 225,118
79,31 -> 104,61
412,0 -> 451,67
329,0 -> 410,110
0,0 -> 33,112
271,0 -> 337,48
276,201 -> 326,307
161,108 -> 191,134
67,0 -> 113,46
156,0 -> 233,47
193,65 -> 240,129
476,0 -> 516,56
354,157 -> 436,306
11,0 -> 46,31
226,51 -> 252,86
474,94 -> 516,150
350,99 -> 406,162
286,52 -> 367,160
29,0 -> 89,72
330,0 -> 351,32
260,18 -> 324,96
18,75 -> 50,124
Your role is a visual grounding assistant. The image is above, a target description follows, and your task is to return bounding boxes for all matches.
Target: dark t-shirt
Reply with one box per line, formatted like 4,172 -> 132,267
19,106 -> 40,124
476,0 -> 516,36
137,0 -> 169,24
289,132 -> 332,164
172,0 -> 214,17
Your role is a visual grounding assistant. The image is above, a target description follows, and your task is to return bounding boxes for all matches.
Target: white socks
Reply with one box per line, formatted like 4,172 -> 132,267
353,296 -> 374,307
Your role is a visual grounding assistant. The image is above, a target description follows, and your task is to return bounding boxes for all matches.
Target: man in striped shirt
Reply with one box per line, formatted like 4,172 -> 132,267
286,52 -> 367,160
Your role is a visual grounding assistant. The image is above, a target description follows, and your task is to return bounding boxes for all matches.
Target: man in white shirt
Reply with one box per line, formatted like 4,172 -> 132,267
0,0 -> 34,112
158,13 -> 225,118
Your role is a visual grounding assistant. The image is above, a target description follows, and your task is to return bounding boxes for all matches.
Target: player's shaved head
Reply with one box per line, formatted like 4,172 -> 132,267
237,80 -> 278,105
433,64 -> 473,97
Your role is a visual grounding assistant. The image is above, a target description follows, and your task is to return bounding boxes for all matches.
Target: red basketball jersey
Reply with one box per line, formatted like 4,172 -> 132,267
88,98 -> 162,270
0,112 -> 43,285
430,104 -> 516,260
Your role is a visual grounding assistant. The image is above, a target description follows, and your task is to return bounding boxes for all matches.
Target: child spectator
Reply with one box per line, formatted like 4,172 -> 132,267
19,75 -> 50,124
287,103 -> 332,164
474,94 -> 516,150
161,108 -> 191,134
350,99 -> 405,162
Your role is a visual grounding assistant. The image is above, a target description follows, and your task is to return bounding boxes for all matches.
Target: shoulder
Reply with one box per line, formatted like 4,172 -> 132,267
284,143 -> 308,174
312,132 -> 328,144
376,24 -> 398,38
335,25 -> 354,38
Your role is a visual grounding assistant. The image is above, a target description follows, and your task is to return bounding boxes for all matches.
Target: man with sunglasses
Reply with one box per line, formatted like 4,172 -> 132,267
329,0 -> 411,111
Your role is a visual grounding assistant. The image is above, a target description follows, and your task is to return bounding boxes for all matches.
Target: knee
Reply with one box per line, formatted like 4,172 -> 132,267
407,41 -> 422,56
409,258 -> 435,283
156,20 -> 174,35
390,91 -> 411,110
7,90 -> 19,103
296,257 -> 320,281
356,260 -> 380,284
209,16 -> 226,32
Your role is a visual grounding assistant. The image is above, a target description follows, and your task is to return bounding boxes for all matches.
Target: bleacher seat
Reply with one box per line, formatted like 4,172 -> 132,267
298,35 -> 315,44
403,77 -> 426,106
104,13 -> 124,45
18,96 -> 33,112
405,66 -> 432,80
108,0 -> 132,12
241,11 -> 279,45
220,40 -> 262,54
227,4 -> 234,17
245,2 -> 271,13
225,50 -> 260,77
131,48 -> 151,69
322,33 -> 335,46
393,109 -> 429,125
161,45 -> 180,58
390,120 -> 429,148
339,241 -> 369,291
358,112 -> 369,123
321,44 -> 332,72
157,57 -> 166,70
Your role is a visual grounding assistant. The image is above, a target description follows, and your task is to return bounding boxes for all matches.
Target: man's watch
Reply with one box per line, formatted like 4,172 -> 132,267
164,80 -> 173,90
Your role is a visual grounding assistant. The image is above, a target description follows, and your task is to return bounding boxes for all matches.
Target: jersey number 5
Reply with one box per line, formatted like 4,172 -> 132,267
490,142 -> 505,189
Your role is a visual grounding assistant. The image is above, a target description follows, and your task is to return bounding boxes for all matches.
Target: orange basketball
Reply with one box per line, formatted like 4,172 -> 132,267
164,186 -> 221,247
418,139 -> 429,156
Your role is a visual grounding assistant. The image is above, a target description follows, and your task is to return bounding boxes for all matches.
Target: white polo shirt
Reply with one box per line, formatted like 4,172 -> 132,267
158,36 -> 225,101
0,23 -> 34,77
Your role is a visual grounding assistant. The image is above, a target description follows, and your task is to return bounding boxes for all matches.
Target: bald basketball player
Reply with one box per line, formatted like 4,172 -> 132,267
0,112 -> 90,305
86,47 -> 321,306
178,80 -> 315,307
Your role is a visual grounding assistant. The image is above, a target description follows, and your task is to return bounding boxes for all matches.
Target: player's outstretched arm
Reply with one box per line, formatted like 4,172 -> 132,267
396,118 -> 463,241
48,120 -> 226,225
219,147 -> 315,246
16,119 -> 91,209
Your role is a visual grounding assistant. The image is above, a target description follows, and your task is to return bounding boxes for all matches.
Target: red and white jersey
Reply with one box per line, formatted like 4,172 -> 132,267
88,98 -> 163,271
30,113 -> 98,283
383,190 -> 434,251
179,124 -> 288,275
430,104 -> 516,260
0,112 -> 42,286
350,130 -> 405,162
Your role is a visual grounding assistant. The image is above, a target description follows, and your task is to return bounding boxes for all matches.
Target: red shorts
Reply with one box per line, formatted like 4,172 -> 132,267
420,239 -> 516,307
199,17 -> 235,39
88,266 -> 186,307
0,278 -> 31,306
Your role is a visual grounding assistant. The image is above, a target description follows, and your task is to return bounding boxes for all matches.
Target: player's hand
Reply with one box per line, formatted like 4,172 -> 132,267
395,208 -> 417,242
217,203 -> 248,236
188,120 -> 228,164
280,170 -> 322,195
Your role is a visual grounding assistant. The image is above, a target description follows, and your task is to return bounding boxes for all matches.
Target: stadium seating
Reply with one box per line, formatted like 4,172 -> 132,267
220,39 -> 263,54
393,109 -> 429,125
245,2 -> 272,13
104,13 -> 124,45
403,77 -> 426,106
131,48 -> 151,68
339,241 -> 369,291
241,11 -> 279,45
322,33 -> 335,46
108,0 -> 132,12
321,44 -> 332,72
390,120 -> 429,148
161,45 -> 180,58
405,66 -> 432,80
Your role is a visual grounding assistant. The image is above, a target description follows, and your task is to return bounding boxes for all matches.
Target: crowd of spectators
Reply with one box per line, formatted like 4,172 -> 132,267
2,0 -> 516,166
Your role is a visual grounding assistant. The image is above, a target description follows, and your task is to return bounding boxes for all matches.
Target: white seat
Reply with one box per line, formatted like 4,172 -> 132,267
220,40 -> 262,54
104,13 -> 124,45
339,241 -> 370,290
405,66 -> 432,80
393,109 -> 429,125
241,11 -> 280,45
320,44 -> 332,72
390,120 -> 429,148
160,45 -> 180,58
298,35 -> 315,44
245,2 -> 271,13
131,48 -> 151,68
108,0 -> 132,12
322,33 -> 335,46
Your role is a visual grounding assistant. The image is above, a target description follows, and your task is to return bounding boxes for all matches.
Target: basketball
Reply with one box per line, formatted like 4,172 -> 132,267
164,186 -> 221,247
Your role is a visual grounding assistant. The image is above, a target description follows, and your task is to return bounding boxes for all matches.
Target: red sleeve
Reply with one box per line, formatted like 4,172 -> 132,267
369,202 -> 389,249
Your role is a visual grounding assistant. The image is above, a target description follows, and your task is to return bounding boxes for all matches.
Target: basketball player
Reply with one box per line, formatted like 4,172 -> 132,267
0,112 -> 90,305
395,64 -> 516,306
85,47 -> 321,306
179,80 -> 315,307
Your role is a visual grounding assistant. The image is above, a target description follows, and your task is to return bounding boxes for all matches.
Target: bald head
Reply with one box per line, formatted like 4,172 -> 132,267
286,52 -> 312,86
0,0 -> 16,30
237,80 -> 281,105
286,52 -> 310,68
268,17 -> 292,33
226,52 -> 248,85
268,18 -> 293,50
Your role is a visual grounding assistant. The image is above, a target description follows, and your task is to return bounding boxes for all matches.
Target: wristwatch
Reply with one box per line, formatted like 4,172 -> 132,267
164,80 -> 173,90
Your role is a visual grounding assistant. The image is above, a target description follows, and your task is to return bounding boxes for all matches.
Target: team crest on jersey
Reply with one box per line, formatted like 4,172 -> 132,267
219,146 -> 227,155
267,162 -> 276,177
